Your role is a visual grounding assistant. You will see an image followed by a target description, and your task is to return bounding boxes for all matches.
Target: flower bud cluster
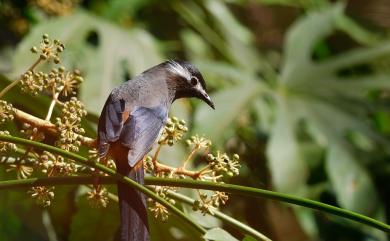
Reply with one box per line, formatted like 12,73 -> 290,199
158,117 -> 188,146
193,191 -> 229,215
186,135 -> 211,149
46,66 -> 84,96
31,34 -> 64,63
29,186 -> 55,207
20,70 -> 45,95
149,200 -> 169,221
37,152 -> 79,175
87,187 -> 109,208
206,152 -> 240,177
6,163 -> 33,179
56,97 -> 87,152
21,66 -> 83,97
0,100 -> 14,123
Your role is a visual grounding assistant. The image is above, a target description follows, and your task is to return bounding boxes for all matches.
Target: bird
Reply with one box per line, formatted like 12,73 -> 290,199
97,60 -> 214,241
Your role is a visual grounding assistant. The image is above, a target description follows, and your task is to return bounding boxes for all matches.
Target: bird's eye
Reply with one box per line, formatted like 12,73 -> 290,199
190,77 -> 198,86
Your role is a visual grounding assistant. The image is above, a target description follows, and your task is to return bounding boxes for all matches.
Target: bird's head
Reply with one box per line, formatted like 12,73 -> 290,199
164,60 -> 214,109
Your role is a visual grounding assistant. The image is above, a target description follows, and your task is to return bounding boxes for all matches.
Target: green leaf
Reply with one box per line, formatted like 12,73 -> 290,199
266,3 -> 390,197
242,235 -> 257,241
203,228 -> 238,241
326,143 -> 379,215
193,82 -> 262,143
266,95 -> 308,195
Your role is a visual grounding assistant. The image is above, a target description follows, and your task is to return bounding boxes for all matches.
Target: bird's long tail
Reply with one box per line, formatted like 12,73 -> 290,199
116,162 -> 150,241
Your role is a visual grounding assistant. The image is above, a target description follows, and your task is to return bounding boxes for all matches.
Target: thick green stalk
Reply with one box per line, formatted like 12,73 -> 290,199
166,190 -> 272,241
1,175 -> 390,233
147,178 -> 390,233
1,134 -> 389,233
0,134 -> 206,236
0,176 -> 271,241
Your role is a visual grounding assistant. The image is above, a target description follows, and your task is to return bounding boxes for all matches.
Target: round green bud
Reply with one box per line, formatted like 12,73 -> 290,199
40,54 -> 48,60
56,46 -> 64,52
193,200 -> 200,207
31,46 -> 38,53
43,38 -> 50,45
179,119 -> 186,125
54,57 -> 60,64
168,140 -> 174,146
186,140 -> 192,146
233,154 -> 239,160
43,34 -> 49,39
59,66 -> 65,72
169,199 -> 176,205
172,117 -> 178,123
75,76 -> 83,83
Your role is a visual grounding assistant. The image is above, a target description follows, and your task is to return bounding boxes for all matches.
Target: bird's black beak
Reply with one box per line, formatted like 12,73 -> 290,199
200,90 -> 215,109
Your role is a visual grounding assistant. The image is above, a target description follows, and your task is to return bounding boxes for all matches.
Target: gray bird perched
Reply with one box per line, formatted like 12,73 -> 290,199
97,60 -> 214,241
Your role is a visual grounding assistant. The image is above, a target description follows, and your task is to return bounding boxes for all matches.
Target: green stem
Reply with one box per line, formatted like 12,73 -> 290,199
0,134 -> 206,236
147,178 -> 390,233
1,134 -> 389,233
166,190 -> 271,241
0,176 -> 270,240
1,174 -> 390,234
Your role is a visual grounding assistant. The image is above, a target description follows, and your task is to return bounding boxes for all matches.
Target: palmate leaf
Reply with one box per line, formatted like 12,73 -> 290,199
268,3 -> 390,217
11,11 -> 162,114
203,227 -> 238,241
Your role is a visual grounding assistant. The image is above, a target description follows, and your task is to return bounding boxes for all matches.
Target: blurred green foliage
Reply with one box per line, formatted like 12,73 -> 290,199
1,0 -> 390,241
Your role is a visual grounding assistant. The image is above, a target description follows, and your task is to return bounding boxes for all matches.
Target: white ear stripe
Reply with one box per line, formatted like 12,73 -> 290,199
168,60 -> 191,80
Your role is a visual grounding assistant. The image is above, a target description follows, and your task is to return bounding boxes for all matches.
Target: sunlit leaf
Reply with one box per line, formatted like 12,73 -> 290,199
203,227 -> 239,241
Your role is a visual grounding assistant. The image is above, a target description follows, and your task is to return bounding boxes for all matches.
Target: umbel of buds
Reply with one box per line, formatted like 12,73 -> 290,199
158,117 -> 188,146
0,101 -> 14,123
31,34 -> 65,64
56,97 -> 87,152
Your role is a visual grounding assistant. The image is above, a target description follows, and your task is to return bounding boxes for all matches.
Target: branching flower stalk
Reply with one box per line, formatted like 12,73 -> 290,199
145,117 -> 240,218
0,34 -> 64,98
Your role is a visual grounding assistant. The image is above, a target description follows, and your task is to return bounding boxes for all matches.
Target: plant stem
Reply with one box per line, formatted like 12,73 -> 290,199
0,58 -> 41,98
1,135 -> 389,233
167,190 -> 272,241
0,134 -> 206,236
45,92 -> 60,121
182,146 -> 198,169
146,177 -> 390,233
12,107 -> 96,147
1,174 -> 389,233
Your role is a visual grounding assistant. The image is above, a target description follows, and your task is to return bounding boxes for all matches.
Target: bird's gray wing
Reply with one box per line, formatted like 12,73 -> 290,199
119,105 -> 167,167
97,95 -> 126,157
